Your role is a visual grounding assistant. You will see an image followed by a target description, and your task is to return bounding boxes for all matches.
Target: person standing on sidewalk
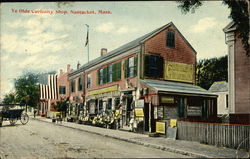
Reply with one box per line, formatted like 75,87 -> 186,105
34,109 -> 37,118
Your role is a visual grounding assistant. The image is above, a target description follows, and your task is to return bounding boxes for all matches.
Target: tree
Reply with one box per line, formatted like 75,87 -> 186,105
55,100 -> 68,117
2,92 -> 16,104
177,0 -> 249,56
196,55 -> 228,90
15,72 -> 39,109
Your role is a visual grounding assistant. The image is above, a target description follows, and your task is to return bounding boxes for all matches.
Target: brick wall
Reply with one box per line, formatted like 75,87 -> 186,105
234,32 -> 250,114
85,53 -> 138,93
144,26 -> 196,65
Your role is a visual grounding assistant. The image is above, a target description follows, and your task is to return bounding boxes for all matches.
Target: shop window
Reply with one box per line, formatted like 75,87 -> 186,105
114,97 -> 120,109
70,80 -> 75,92
98,100 -> 103,113
107,98 -> 112,110
144,55 -> 163,78
59,86 -> 66,94
87,74 -> 92,88
166,30 -> 175,48
78,77 -> 83,91
125,56 -> 137,78
107,65 -> 113,83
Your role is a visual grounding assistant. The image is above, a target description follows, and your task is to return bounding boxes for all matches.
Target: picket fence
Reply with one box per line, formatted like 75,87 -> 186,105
177,121 -> 250,150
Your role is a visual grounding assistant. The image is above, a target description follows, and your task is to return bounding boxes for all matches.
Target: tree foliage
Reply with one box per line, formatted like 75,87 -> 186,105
3,92 -> 16,104
14,72 -> 39,108
196,55 -> 228,90
55,100 -> 68,112
177,0 -> 249,56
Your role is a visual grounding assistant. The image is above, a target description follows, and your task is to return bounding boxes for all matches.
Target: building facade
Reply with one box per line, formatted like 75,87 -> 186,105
38,73 -> 58,117
223,22 -> 250,124
67,22 -> 218,132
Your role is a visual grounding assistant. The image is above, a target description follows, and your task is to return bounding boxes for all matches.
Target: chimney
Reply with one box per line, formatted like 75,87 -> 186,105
77,61 -> 81,69
60,69 -> 63,75
67,64 -> 71,72
101,48 -> 108,56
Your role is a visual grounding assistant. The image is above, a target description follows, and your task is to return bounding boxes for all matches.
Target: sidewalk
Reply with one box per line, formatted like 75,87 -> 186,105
32,116 -> 248,158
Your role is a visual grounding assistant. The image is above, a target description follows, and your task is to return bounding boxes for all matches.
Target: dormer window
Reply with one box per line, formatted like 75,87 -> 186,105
166,30 -> 175,48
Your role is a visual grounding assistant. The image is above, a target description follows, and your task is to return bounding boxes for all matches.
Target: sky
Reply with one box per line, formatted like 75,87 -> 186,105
0,1 -> 231,99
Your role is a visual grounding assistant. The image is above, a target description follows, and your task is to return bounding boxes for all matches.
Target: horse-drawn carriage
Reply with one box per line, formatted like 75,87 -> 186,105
0,104 -> 29,126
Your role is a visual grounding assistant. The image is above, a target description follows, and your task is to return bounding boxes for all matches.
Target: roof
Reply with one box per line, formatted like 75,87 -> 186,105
141,79 -> 217,97
208,81 -> 228,93
223,21 -> 236,33
69,22 -> 197,77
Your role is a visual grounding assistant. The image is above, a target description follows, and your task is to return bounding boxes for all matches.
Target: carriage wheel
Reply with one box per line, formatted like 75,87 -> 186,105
21,113 -> 29,125
9,118 -> 17,125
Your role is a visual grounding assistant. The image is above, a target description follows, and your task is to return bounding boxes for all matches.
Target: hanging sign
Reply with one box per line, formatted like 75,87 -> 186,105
161,97 -> 174,104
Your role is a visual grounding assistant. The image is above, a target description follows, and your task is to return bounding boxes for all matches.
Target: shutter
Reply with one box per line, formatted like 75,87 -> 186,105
124,59 -> 128,78
97,70 -> 100,85
112,63 -> 117,81
134,55 -> 138,77
117,62 -> 121,80
158,56 -> 163,78
144,55 -> 150,77
103,67 -> 107,84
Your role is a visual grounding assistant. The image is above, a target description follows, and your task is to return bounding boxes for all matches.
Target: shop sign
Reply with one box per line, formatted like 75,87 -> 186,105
164,61 -> 194,83
187,106 -> 202,116
135,108 -> 144,117
88,85 -> 118,96
161,97 -> 174,104
156,122 -> 166,134
136,99 -> 144,108
170,119 -> 177,128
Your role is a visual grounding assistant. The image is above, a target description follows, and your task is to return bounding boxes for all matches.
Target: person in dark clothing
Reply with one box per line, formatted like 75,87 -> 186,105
34,109 -> 37,118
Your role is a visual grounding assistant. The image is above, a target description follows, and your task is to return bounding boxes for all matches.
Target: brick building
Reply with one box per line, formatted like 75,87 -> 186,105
68,22 -> 218,132
223,22 -> 250,124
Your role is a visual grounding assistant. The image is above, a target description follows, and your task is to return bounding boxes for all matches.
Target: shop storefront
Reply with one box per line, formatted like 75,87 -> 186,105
140,79 -> 218,133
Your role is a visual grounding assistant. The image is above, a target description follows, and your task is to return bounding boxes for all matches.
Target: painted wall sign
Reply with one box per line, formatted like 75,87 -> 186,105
87,85 -> 118,96
164,61 -> 194,83
187,106 -> 202,116
156,122 -> 166,134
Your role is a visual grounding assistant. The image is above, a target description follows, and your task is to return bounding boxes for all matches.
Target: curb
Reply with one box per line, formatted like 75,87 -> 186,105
33,117 -> 210,158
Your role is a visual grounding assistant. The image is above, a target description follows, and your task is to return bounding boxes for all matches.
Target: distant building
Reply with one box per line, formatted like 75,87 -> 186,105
209,81 -> 229,116
223,22 -> 250,124
37,73 -> 58,117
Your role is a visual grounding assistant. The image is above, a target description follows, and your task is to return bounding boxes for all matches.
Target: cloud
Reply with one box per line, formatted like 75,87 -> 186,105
96,22 -> 115,33
2,16 -> 73,55
189,17 -> 225,33
117,27 -> 129,34
96,22 -> 137,35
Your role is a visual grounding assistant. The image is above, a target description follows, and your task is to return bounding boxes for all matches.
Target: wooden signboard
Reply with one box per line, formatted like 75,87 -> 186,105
156,122 -> 166,134
187,106 -> 202,116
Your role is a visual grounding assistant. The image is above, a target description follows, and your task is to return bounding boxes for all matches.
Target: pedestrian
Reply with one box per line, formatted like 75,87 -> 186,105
34,109 -> 37,118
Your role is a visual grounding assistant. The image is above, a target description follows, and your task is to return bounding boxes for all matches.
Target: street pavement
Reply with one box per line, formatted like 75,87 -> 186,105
0,116 -> 249,158
0,117 -> 192,158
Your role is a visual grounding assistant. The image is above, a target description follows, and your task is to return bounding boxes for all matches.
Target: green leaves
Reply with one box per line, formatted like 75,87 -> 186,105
14,72 -> 39,107
177,0 -> 249,56
196,55 -> 228,90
